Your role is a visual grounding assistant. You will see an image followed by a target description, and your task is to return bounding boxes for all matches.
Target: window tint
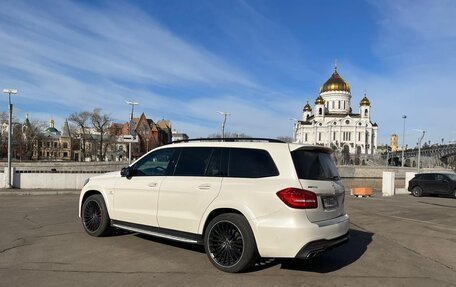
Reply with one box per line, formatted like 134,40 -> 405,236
174,147 -> 213,176
291,150 -> 340,180
421,174 -> 435,180
205,148 -> 224,176
228,148 -> 278,178
435,174 -> 446,181
133,148 -> 176,176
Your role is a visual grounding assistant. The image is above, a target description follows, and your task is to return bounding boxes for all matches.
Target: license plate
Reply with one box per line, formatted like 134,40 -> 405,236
322,196 -> 338,209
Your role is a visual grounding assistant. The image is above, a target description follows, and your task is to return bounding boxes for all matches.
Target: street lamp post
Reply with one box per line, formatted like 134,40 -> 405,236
217,111 -> 231,138
386,147 -> 390,167
401,115 -> 407,167
417,130 -> 426,173
2,89 -> 17,188
126,101 -> 139,165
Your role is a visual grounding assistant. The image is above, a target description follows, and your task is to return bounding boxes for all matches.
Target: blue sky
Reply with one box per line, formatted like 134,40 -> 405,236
0,0 -> 455,146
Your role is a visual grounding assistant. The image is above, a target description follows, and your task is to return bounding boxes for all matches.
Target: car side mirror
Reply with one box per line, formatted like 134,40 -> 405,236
121,167 -> 133,178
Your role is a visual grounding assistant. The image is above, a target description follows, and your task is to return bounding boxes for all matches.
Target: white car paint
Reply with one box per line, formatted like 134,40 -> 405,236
79,141 -> 350,258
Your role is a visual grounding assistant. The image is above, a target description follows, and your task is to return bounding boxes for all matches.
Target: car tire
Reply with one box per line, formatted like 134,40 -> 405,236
204,213 -> 258,273
412,186 -> 423,197
82,194 -> 112,237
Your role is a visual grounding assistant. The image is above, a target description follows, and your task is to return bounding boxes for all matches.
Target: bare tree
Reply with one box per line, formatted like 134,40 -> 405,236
91,108 -> 111,161
68,111 -> 92,160
0,112 -> 21,159
21,119 -> 46,160
276,136 -> 293,143
207,132 -> 251,138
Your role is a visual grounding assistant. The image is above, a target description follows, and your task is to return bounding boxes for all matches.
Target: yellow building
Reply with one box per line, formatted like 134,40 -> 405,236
37,119 -> 73,160
390,134 -> 398,152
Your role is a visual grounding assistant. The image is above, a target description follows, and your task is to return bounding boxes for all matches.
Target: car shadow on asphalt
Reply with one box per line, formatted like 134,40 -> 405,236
249,228 -> 373,273
133,228 -> 373,274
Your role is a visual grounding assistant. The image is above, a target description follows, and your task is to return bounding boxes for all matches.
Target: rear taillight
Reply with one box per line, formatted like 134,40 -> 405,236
276,188 -> 318,209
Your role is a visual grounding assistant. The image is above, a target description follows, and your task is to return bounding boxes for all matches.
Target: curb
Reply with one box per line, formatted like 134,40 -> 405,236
0,189 -> 80,196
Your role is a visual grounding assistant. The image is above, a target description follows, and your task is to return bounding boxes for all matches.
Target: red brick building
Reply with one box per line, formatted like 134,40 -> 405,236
111,113 -> 172,158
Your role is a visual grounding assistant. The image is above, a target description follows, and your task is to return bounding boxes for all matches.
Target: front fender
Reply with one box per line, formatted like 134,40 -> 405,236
78,183 -> 114,219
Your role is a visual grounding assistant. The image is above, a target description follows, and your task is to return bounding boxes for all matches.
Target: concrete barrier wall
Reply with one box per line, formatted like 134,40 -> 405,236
340,178 -> 405,189
0,162 -> 452,190
0,161 -> 127,172
13,173 -> 101,189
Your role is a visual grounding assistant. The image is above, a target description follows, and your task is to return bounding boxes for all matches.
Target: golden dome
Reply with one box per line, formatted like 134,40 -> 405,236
320,69 -> 350,93
303,101 -> 312,112
360,95 -> 371,106
315,95 -> 325,105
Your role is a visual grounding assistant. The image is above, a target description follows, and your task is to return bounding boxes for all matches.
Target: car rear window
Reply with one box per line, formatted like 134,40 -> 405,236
228,148 -> 279,178
291,149 -> 340,180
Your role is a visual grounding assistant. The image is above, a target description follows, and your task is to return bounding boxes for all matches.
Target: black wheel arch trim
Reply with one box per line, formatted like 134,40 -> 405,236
80,190 -> 108,217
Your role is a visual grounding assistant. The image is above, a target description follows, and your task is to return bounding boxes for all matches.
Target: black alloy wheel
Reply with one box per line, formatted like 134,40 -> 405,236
412,186 -> 423,197
204,213 -> 258,273
208,221 -> 244,267
82,194 -> 112,237
83,200 -> 102,232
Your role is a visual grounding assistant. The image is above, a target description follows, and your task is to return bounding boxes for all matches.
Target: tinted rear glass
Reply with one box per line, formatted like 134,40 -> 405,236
291,150 -> 340,180
228,148 -> 279,178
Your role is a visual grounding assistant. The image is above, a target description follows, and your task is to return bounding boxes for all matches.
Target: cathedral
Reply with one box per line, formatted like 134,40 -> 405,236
294,66 -> 378,163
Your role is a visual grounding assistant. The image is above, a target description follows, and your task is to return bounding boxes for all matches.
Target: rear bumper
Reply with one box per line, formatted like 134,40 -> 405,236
252,213 -> 350,258
295,232 -> 349,259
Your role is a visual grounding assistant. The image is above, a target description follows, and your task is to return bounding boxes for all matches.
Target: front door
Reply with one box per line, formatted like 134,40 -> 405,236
113,148 -> 177,227
434,174 -> 450,194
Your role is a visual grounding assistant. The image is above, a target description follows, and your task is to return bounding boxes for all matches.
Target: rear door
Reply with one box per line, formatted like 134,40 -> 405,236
157,147 -> 223,233
421,173 -> 436,193
290,147 -> 345,223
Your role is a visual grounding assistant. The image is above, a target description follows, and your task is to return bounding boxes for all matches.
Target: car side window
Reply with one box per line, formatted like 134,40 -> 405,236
435,174 -> 445,181
205,148 -> 224,176
422,174 -> 435,180
228,148 -> 279,178
173,147 -> 214,176
132,148 -> 176,176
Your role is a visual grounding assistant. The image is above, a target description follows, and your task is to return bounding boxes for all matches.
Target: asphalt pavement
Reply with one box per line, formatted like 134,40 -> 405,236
0,192 -> 455,287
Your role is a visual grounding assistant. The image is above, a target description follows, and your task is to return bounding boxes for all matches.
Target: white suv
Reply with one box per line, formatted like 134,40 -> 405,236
79,138 -> 349,273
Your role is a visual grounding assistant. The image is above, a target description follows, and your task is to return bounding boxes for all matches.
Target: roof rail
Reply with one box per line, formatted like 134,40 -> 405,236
171,138 -> 285,144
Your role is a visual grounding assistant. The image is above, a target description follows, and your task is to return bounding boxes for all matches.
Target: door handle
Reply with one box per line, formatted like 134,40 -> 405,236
198,184 -> 211,190
148,182 -> 158,188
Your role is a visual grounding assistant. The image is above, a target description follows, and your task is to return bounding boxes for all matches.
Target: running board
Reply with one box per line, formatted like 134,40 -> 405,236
111,220 -> 203,245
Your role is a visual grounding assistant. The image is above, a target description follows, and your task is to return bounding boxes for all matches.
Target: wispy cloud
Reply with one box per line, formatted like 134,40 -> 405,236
1,0 -> 454,143
0,1 -> 261,126
337,0 -> 456,145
